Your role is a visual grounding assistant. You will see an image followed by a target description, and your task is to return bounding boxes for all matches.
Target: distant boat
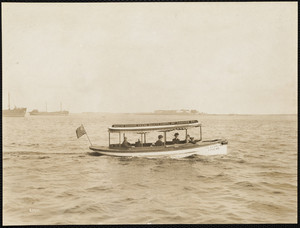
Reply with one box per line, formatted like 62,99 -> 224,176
2,93 -> 27,117
29,102 -> 69,116
29,110 -> 69,116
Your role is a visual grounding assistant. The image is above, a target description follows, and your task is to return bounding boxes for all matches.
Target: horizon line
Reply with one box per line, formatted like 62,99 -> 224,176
75,112 -> 297,115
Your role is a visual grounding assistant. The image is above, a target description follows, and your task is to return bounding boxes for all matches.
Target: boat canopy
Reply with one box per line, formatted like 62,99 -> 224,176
108,120 -> 201,133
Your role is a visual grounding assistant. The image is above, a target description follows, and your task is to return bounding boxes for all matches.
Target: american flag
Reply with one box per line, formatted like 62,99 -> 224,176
76,124 -> 86,138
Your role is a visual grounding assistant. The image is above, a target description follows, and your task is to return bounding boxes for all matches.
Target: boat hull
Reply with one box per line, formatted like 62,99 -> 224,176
29,111 -> 69,116
3,108 -> 27,117
89,140 -> 227,158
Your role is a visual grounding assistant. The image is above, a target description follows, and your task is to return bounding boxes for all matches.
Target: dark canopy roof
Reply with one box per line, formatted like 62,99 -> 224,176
108,120 -> 201,133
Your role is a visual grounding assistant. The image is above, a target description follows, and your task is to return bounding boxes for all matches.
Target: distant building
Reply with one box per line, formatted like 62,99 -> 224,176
154,109 -> 201,115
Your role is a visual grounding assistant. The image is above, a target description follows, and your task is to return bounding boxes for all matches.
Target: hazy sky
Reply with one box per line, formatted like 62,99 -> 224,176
2,2 -> 297,114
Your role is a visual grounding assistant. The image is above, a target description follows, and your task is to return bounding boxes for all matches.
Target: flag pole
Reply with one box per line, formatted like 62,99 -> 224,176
82,124 -> 92,146
85,133 -> 92,146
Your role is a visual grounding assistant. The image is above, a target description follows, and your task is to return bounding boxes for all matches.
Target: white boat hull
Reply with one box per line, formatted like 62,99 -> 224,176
89,141 -> 227,158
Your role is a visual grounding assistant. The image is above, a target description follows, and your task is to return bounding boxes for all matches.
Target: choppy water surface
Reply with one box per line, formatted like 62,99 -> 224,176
3,114 -> 297,224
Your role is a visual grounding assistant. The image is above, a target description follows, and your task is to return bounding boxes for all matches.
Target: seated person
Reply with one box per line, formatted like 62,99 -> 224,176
135,139 -> 142,147
186,135 -> 196,144
121,137 -> 131,148
155,135 -> 164,146
172,132 -> 180,144
190,137 -> 196,144
186,134 -> 191,143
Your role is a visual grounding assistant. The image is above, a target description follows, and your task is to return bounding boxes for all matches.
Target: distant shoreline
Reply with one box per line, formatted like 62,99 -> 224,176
79,112 -> 296,116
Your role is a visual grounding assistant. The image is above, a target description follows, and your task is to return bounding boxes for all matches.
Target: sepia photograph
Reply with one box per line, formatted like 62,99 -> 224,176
2,1 -> 297,225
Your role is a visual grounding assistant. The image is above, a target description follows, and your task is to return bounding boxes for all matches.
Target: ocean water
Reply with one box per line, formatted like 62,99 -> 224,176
2,113 -> 297,224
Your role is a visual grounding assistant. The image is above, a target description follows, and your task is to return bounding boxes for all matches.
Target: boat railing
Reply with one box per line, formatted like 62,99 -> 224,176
108,140 -> 200,149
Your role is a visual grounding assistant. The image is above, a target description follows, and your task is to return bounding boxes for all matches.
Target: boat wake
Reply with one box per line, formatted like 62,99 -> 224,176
87,152 -> 104,157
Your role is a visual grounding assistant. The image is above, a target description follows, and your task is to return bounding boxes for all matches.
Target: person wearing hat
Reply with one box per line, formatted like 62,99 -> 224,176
186,134 -> 196,144
121,137 -> 131,148
189,137 -> 196,144
172,132 -> 180,144
135,139 -> 142,147
155,135 -> 164,146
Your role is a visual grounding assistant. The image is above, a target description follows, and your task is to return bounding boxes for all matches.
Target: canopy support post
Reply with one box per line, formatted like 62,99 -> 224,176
108,132 -> 111,147
119,132 -> 121,147
164,131 -> 166,147
144,133 -> 146,144
185,129 -> 188,143
200,125 -> 202,141
141,133 -> 143,147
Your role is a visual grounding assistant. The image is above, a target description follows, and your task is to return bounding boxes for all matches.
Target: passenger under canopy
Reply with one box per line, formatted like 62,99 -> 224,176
107,120 -> 202,148
108,120 -> 200,133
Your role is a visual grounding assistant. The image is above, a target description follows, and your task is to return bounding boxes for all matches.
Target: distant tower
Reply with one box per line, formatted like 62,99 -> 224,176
8,92 -> 10,110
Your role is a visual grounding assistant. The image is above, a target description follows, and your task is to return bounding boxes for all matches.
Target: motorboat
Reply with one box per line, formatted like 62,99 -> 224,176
80,120 -> 228,158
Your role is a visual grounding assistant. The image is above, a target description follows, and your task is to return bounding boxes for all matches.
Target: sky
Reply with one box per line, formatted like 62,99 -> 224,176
2,2 -> 297,114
